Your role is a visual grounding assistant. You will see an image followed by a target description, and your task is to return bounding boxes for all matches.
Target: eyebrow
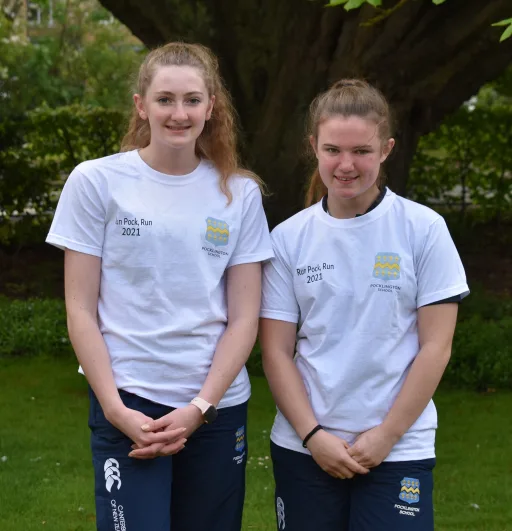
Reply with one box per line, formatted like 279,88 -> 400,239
323,143 -> 373,149
155,90 -> 204,96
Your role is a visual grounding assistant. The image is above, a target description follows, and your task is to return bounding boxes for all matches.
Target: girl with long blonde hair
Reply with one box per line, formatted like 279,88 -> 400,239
47,42 -> 273,531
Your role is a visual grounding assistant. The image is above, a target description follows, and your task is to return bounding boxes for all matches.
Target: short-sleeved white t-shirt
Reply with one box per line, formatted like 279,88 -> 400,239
47,150 -> 274,408
261,189 -> 469,461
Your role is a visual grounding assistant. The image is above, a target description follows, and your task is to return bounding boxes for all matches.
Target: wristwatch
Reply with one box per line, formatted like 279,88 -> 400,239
190,397 -> 218,424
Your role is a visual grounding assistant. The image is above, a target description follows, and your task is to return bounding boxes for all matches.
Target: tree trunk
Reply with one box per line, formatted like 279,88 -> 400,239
98,0 -> 512,226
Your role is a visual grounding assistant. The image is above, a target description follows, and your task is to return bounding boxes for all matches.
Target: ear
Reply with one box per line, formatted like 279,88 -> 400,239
133,94 -> 147,120
206,95 -> 216,121
309,135 -> 319,158
380,138 -> 395,163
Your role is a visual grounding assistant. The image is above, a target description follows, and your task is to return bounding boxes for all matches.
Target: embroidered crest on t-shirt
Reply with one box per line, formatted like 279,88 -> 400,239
205,217 -> 229,247
373,252 -> 401,281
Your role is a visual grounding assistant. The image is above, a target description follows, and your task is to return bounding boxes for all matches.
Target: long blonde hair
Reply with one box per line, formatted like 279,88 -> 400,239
304,79 -> 393,207
121,42 -> 263,201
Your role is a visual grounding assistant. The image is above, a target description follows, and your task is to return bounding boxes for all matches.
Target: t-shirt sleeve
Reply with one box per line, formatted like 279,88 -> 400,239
45,168 -> 106,257
228,182 -> 274,267
416,217 -> 469,308
260,230 -> 300,324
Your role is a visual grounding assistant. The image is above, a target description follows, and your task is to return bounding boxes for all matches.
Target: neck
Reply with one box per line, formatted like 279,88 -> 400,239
139,142 -> 200,176
327,184 -> 381,219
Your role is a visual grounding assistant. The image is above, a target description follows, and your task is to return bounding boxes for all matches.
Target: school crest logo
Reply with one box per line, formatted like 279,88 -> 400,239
205,217 -> 229,246
373,252 -> 401,281
235,426 -> 245,452
399,477 -> 420,504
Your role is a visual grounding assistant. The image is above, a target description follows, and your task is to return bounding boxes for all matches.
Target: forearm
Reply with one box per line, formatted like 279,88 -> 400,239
67,311 -> 123,419
263,352 -> 318,440
199,318 -> 258,406
383,343 -> 451,438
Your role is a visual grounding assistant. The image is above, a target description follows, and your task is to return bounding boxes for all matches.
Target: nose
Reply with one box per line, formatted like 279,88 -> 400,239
337,152 -> 354,172
172,102 -> 188,121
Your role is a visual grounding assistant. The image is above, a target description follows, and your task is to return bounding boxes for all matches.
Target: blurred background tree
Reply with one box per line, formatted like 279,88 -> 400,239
0,0 -> 143,248
0,0 -> 510,294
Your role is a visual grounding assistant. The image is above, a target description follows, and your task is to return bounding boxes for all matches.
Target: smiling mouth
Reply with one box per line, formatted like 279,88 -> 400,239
166,125 -> 191,132
334,175 -> 358,183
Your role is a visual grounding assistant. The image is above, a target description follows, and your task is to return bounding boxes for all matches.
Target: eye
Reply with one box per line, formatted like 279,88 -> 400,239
158,97 -> 170,104
354,149 -> 371,155
325,147 -> 339,154
188,97 -> 201,105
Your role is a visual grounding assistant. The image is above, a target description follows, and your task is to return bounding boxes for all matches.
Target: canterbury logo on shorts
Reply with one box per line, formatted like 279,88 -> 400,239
104,458 -> 122,493
277,496 -> 286,529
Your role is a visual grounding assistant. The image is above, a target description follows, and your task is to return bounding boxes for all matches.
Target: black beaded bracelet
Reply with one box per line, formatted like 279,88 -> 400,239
302,425 -> 323,448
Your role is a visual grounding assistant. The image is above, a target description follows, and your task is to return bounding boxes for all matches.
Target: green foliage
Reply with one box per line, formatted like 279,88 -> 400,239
444,316 -> 512,390
0,1 -> 143,113
246,341 -> 263,376
0,297 -> 72,358
0,105 -> 125,246
0,1 -> 141,247
445,288 -> 512,390
408,105 -> 512,223
493,17 -> 512,42
323,0 -> 511,41
325,0 -> 380,9
1,290 -> 510,392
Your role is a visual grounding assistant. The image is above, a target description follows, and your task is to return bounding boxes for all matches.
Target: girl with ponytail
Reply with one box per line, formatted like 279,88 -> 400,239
47,42 -> 273,531
260,79 -> 468,531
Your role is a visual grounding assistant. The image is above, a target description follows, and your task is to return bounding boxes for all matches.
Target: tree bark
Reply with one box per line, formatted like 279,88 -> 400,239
98,0 -> 512,226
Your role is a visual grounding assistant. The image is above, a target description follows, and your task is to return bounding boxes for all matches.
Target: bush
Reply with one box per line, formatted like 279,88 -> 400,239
246,341 -> 263,377
1,296 -> 510,391
0,297 -> 72,358
457,287 -> 512,323
444,316 -> 512,390
0,104 -> 126,247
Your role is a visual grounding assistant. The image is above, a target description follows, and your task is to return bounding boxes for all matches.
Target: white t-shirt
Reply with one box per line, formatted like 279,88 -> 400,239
261,189 -> 469,461
47,150 -> 273,409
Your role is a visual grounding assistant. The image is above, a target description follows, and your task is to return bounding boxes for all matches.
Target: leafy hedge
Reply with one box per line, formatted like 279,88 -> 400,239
0,105 -> 126,246
0,298 -> 71,358
1,294 -> 510,390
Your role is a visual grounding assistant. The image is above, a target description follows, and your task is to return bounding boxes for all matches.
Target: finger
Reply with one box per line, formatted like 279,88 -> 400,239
129,442 -> 165,458
156,438 -> 187,457
163,426 -> 189,442
142,427 -> 186,445
338,466 -> 355,479
346,446 -> 356,458
343,455 -> 369,475
324,468 -> 339,479
141,416 -> 173,433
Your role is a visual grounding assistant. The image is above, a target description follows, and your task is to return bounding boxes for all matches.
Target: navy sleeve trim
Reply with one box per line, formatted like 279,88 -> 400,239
422,290 -> 470,307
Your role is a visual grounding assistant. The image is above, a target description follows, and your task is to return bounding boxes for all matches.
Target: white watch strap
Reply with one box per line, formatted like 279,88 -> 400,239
190,397 -> 211,415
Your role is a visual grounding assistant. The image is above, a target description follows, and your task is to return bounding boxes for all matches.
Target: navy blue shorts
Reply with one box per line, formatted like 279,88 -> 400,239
271,440 -> 435,531
89,388 -> 248,531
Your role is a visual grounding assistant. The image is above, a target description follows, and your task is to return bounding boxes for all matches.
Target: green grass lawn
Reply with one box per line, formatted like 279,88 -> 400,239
0,357 -> 511,531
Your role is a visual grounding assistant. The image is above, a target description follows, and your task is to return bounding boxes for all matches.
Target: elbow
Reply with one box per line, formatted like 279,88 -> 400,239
227,316 -> 259,345
441,345 -> 453,368
422,340 -> 453,370
66,307 -> 98,340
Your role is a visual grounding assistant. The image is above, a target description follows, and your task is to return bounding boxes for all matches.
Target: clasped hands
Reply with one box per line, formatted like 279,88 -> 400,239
308,424 -> 400,480
107,404 -> 204,460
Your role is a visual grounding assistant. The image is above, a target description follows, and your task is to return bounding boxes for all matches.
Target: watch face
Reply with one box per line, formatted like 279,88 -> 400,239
204,405 -> 218,424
